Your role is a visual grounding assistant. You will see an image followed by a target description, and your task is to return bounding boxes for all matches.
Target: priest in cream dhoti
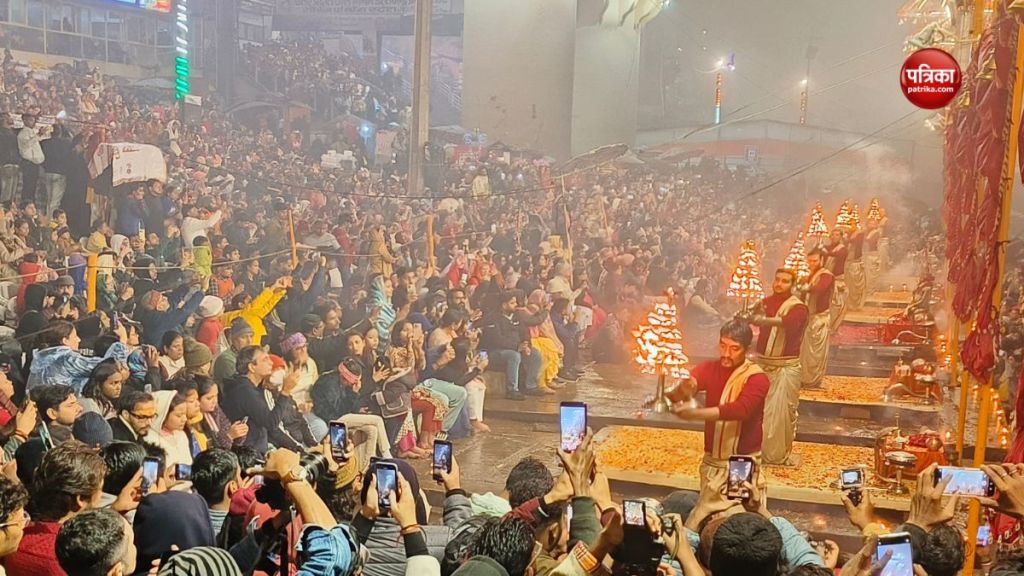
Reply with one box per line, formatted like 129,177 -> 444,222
747,269 -> 808,467
824,229 -> 849,334
864,218 -> 882,291
846,222 -> 867,310
799,248 -> 835,388
665,319 -> 771,492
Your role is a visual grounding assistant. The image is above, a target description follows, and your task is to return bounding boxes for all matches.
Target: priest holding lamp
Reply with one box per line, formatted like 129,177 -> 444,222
745,268 -> 808,467
664,319 -> 771,492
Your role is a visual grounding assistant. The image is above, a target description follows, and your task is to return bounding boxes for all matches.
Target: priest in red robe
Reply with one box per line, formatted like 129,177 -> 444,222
800,248 -> 834,388
824,228 -> 850,333
847,223 -> 867,309
748,268 -> 808,467
666,319 -> 770,492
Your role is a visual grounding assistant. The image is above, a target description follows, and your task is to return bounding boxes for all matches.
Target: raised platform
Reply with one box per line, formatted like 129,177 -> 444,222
483,365 -> 942,447
594,426 -> 912,512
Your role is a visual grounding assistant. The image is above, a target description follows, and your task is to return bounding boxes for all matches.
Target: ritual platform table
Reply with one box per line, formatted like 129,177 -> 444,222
865,291 -> 913,307
595,426 -> 912,511
845,306 -> 901,325
804,375 -> 939,412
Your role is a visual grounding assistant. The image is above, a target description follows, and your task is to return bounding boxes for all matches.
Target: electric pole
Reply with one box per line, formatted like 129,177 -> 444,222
408,0 -> 433,196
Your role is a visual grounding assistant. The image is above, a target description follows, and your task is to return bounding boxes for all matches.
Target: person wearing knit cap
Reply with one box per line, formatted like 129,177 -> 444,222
133,492 -> 216,574
280,332 -> 326,440
72,411 -> 113,447
212,318 -> 254,386
195,295 -> 226,356
182,337 -> 213,377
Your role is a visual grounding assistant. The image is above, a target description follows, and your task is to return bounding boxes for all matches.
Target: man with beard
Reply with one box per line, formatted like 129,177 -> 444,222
799,248 -> 834,388
824,228 -> 849,333
747,269 -> 808,467
665,319 -> 770,492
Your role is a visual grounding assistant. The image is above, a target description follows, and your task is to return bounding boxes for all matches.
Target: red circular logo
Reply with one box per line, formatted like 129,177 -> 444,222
900,48 -> 962,109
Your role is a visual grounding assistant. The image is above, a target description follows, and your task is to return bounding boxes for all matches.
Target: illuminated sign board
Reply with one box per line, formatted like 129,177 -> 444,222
109,0 -> 172,13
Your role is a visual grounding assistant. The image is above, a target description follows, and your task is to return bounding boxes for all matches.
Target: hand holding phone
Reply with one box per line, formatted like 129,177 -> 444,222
727,456 -> 755,500
175,463 -> 192,481
375,462 -> 399,518
328,421 -> 348,463
432,440 -> 453,483
141,457 -> 161,496
623,500 -> 646,528
876,532 -> 914,576
559,402 -> 587,453
934,466 -> 996,497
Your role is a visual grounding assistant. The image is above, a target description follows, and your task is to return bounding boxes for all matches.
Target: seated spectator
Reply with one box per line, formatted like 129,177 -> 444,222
213,319 -> 254,386
132,491 -> 215,572
180,336 -> 214,380
191,448 -> 243,545
135,288 -> 204,348
148,390 -> 193,468
220,346 -> 295,453
6,441 -> 106,575
0,476 -> 29,565
80,358 -> 125,419
311,356 -> 392,465
55,508 -> 136,576
30,383 -> 80,446
158,330 -> 185,381
27,320 -> 128,394
108,390 -> 156,445
432,336 -> 489,433
195,375 -> 248,450
478,291 -> 543,401
71,412 -> 113,448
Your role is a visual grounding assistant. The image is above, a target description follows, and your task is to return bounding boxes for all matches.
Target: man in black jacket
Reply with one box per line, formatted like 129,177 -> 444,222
478,290 -> 543,401
107,390 -> 156,445
220,346 -> 298,453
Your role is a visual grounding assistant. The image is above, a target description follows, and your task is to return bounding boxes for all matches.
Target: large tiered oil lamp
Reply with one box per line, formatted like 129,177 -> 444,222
634,290 -> 691,414
783,233 -> 811,283
726,240 -> 765,314
806,202 -> 830,245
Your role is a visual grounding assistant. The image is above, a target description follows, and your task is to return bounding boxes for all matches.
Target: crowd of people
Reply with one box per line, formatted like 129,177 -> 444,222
240,39 -> 408,127
0,34 -> 1000,576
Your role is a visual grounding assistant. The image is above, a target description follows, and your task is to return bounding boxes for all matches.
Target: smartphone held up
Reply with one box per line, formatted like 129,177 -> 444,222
432,440 -> 453,482
375,462 -> 399,517
559,402 -> 587,453
727,455 -> 755,500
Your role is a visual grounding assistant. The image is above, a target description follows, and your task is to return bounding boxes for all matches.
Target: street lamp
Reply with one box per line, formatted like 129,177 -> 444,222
799,78 -> 808,125
713,55 -> 734,125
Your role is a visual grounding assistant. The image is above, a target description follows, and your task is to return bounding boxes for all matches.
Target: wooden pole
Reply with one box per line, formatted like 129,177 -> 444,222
86,253 -> 98,313
426,214 -> 436,271
963,18 -> 1024,574
287,209 -> 298,269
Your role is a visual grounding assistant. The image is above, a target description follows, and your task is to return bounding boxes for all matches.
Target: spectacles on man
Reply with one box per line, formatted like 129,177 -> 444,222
129,412 -> 156,421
